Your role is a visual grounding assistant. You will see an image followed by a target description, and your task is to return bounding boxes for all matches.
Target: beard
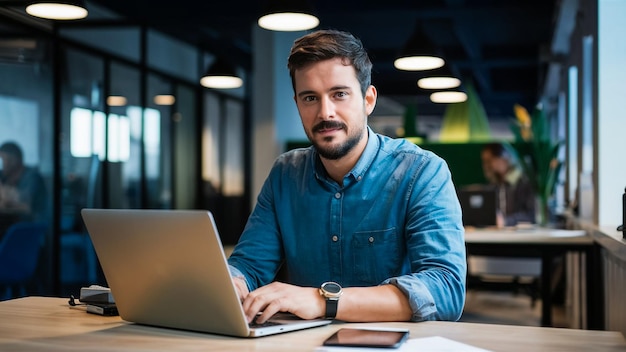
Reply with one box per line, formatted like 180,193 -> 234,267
306,120 -> 365,160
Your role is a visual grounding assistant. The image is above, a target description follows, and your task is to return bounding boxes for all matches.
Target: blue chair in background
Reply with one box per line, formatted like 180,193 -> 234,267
0,222 -> 47,300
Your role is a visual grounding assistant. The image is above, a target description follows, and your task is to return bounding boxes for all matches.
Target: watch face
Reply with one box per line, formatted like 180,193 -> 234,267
323,282 -> 342,294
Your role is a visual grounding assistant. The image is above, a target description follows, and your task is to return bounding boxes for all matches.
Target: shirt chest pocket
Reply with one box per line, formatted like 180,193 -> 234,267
351,227 -> 404,285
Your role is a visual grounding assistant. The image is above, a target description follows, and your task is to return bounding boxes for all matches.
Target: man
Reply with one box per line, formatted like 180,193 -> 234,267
227,30 -> 465,324
0,141 -> 49,223
480,142 -> 535,227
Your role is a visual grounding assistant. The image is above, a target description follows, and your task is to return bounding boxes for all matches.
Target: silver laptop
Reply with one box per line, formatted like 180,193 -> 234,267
80,208 -> 332,337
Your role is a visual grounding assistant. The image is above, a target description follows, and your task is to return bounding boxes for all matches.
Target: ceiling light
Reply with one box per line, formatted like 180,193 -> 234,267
26,0 -> 88,20
154,95 -> 176,106
107,96 -> 127,106
418,77 -> 461,90
257,0 -> 319,31
417,65 -> 461,89
394,21 -> 444,71
430,91 -> 467,104
395,56 -> 444,71
200,58 -> 243,89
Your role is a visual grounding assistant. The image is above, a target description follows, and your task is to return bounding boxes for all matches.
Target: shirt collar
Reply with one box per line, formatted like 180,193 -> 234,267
505,167 -> 523,186
349,126 -> 378,182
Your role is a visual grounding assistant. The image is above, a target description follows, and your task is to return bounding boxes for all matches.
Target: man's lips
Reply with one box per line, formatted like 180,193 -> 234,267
317,126 -> 342,134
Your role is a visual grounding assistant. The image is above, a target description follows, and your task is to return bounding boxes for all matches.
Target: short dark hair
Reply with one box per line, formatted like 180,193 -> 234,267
287,29 -> 373,96
482,142 -> 511,160
0,141 -> 23,162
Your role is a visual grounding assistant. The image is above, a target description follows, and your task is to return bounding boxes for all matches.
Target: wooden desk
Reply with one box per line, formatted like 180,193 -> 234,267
0,297 -> 624,351
464,227 -> 598,328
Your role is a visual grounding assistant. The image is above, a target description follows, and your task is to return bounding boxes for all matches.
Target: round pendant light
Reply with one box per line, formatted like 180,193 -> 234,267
257,0 -> 319,31
26,0 -> 88,20
430,91 -> 468,104
394,21 -> 444,71
200,58 -> 243,89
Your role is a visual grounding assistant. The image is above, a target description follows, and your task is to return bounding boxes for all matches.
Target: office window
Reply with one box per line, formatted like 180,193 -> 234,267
555,92 -> 567,212
576,35 -> 595,221
173,84 -> 198,209
60,47 -> 105,289
0,57 -> 54,296
581,35 -> 594,174
70,107 -> 129,162
146,74 -> 174,209
108,62 -> 141,209
223,99 -> 244,197
202,92 -> 221,198
567,66 -> 578,205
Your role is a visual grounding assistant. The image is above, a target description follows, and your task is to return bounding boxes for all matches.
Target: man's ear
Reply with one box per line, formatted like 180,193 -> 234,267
364,85 -> 377,115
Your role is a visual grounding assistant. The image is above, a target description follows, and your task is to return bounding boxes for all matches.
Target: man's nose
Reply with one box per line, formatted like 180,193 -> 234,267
318,96 -> 335,119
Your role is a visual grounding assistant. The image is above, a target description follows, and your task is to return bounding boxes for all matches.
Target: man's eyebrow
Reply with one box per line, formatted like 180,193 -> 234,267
296,86 -> 352,98
296,90 -> 316,98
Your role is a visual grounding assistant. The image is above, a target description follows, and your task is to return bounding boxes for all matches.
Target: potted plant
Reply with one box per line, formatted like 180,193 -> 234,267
508,104 -> 563,226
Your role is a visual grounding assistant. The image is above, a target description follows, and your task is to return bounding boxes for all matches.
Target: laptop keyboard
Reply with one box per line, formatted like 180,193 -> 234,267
249,318 -> 283,328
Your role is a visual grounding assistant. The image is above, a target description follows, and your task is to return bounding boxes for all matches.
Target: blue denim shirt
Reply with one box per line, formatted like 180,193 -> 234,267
228,128 -> 466,321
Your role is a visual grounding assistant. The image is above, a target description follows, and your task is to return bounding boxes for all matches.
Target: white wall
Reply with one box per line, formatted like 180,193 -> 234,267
597,0 -> 626,227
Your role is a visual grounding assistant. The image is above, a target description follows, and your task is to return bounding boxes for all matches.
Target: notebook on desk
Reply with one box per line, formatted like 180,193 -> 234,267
80,208 -> 332,337
457,187 -> 498,228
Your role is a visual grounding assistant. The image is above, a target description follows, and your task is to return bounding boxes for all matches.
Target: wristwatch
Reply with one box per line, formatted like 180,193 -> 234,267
319,281 -> 343,319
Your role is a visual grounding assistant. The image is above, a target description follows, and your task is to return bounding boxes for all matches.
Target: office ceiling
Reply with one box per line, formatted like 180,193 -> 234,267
85,0 -> 563,119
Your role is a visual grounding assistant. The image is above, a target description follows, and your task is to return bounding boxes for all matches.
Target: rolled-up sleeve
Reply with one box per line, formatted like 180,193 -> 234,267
384,154 -> 466,321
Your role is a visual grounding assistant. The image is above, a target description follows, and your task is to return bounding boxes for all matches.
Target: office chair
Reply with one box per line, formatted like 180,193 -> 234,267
0,222 -> 47,299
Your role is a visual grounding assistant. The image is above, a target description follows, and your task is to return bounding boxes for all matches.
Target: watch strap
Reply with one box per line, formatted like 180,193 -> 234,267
325,297 -> 338,319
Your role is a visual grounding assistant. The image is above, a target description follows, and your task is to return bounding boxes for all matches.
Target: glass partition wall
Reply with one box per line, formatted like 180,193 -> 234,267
0,14 -> 249,299
0,26 -> 55,298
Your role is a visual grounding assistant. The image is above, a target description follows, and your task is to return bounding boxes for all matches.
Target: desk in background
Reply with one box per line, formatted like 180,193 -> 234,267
464,227 -> 598,328
1,297 -> 624,351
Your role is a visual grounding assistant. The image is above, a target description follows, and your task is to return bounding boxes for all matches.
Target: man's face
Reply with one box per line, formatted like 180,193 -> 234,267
293,58 -> 376,160
0,151 -> 21,177
481,150 -> 509,183
0,152 -> 11,173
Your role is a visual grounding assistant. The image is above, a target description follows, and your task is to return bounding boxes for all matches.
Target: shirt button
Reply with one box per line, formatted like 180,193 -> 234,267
332,235 -> 339,242
357,175 -> 362,181
334,192 -> 341,199
368,236 -> 374,243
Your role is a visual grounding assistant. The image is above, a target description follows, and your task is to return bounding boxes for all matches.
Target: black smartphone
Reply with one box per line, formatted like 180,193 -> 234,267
323,328 -> 409,349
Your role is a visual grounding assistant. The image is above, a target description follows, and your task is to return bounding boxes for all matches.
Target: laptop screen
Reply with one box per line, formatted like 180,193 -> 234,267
457,187 -> 497,227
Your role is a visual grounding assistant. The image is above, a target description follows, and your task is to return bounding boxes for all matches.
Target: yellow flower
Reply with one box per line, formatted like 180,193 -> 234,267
514,103 -> 532,141
550,157 -> 559,170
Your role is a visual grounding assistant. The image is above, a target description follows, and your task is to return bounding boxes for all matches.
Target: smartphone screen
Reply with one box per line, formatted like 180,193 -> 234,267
323,328 -> 410,348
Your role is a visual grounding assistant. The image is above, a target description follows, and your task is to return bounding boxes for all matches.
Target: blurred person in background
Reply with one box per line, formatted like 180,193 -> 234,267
0,141 -> 49,228
480,142 -> 535,227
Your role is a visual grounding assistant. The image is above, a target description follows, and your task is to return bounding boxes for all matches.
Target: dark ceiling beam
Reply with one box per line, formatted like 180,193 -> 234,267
542,0 -> 579,101
454,58 -> 539,69
450,18 -> 491,94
